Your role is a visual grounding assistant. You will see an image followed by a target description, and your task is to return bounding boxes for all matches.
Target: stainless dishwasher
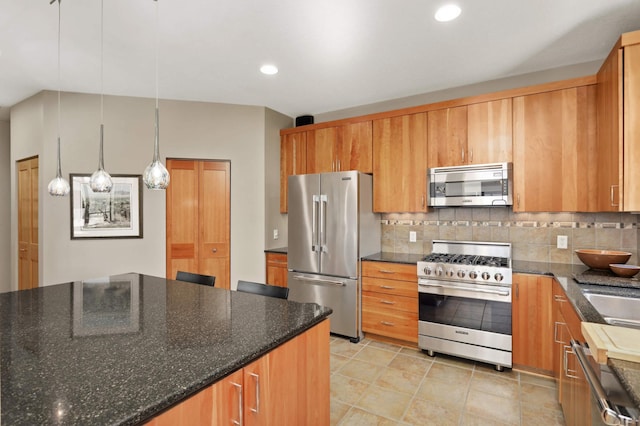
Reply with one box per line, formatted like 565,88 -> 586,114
571,340 -> 640,425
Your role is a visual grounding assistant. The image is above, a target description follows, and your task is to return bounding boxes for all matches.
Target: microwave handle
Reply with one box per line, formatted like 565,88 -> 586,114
571,341 -> 632,426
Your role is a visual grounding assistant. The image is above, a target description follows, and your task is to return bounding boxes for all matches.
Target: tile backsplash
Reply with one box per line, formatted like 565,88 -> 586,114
381,209 -> 639,265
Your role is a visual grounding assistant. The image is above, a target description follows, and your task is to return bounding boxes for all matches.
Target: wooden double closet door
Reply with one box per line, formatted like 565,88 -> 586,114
18,156 -> 39,290
166,159 -> 231,289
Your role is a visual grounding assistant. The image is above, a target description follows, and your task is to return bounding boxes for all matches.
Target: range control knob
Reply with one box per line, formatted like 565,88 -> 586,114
445,269 -> 454,278
457,270 -> 466,279
494,273 -> 504,282
469,271 -> 478,279
435,267 -> 444,277
423,266 -> 432,276
481,272 -> 491,281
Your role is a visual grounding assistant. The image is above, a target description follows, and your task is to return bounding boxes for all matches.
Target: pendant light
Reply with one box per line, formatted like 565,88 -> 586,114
47,0 -> 70,197
143,0 -> 170,189
90,0 -> 113,193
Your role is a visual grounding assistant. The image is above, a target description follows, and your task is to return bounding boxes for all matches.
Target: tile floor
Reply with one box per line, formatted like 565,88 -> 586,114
330,336 -> 566,425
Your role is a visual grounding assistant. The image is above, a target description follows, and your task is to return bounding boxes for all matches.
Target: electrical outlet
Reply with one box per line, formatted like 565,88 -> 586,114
409,231 -> 417,242
273,229 -> 279,240
557,235 -> 568,249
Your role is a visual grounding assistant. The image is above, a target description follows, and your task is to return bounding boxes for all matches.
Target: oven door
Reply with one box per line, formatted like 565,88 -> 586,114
418,279 -> 512,335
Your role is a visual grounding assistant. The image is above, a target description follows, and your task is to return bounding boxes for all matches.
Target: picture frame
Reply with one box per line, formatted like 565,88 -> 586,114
70,174 -> 143,239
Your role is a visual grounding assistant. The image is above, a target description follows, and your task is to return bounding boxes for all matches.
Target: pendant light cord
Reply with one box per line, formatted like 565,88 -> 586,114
57,0 -> 61,140
155,0 -> 159,110
100,0 -> 104,123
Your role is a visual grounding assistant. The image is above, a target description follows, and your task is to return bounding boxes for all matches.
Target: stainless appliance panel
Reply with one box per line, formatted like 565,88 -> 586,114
418,335 -> 512,367
418,321 -> 512,351
287,174 -> 321,274
288,272 -> 359,338
320,171 -> 359,278
428,162 -> 513,207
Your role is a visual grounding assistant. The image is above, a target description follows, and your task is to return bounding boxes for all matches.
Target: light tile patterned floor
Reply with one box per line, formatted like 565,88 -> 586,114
330,336 -> 566,426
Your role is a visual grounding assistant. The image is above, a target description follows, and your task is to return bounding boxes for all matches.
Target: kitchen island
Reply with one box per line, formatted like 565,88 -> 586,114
0,273 -> 332,425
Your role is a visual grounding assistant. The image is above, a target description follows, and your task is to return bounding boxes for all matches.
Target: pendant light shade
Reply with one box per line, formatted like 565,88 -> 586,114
47,0 -> 70,197
143,0 -> 169,190
90,0 -> 112,193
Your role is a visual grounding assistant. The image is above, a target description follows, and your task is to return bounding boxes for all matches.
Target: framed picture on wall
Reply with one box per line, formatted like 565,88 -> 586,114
69,174 -> 143,239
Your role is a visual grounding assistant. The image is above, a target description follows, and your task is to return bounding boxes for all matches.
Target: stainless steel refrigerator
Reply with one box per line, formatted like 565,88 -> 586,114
287,171 -> 380,342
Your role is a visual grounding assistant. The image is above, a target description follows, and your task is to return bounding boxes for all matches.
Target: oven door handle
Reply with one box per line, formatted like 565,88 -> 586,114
419,282 -> 510,297
571,340 -> 633,426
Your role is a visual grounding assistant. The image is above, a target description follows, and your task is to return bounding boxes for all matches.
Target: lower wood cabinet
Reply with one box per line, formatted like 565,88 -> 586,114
265,252 -> 287,287
512,273 -> 554,373
146,319 -> 329,426
361,261 -> 418,343
553,281 -> 591,426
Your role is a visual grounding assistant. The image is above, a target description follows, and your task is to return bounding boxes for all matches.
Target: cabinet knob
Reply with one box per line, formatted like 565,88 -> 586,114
212,248 -> 218,253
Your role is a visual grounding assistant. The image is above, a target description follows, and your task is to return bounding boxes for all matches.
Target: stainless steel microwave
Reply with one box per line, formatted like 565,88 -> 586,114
427,162 -> 513,207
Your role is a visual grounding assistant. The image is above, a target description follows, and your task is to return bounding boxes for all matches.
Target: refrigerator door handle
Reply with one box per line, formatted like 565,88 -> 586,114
319,194 -> 328,252
312,195 -> 320,252
291,275 -> 346,286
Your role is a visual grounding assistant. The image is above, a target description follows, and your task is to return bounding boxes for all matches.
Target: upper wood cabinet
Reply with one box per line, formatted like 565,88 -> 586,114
373,113 -> 428,212
596,30 -> 640,211
427,99 -> 512,168
512,86 -> 596,212
280,132 -> 307,213
306,121 -> 373,174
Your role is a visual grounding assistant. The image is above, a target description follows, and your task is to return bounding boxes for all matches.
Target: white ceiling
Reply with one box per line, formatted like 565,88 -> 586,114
1,0 -> 640,121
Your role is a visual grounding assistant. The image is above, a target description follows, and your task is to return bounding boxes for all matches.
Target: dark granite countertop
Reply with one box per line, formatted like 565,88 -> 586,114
362,252 -> 425,265
264,246 -> 287,254
0,273 -> 331,426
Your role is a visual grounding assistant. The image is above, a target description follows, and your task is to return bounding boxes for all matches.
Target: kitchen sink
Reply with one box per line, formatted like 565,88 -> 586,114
582,291 -> 640,329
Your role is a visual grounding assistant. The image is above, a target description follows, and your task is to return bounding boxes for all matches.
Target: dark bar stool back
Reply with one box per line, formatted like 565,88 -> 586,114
176,271 -> 216,287
237,280 -> 289,299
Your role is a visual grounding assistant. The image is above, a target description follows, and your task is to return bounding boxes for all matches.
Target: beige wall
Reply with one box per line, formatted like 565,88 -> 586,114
264,108 -> 292,250
9,91 -> 289,290
0,120 -> 10,292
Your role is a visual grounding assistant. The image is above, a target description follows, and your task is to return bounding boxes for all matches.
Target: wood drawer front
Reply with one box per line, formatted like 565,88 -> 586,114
362,309 -> 418,343
559,292 -> 584,341
362,277 -> 417,298
362,291 -> 417,314
266,252 -> 287,267
362,261 -> 417,282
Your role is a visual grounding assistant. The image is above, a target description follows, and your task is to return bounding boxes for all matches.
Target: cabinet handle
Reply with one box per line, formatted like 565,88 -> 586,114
378,270 -> 395,275
381,321 -> 395,326
293,144 -> 296,175
554,321 -> 566,344
461,149 -> 465,163
563,346 -> 579,379
337,159 -> 341,171
611,185 -> 619,207
332,161 -> 335,172
517,194 -> 521,209
469,149 -> 473,163
19,248 -> 27,252
515,283 -> 519,299
422,195 -> 425,208
554,295 -> 566,303
249,372 -> 260,414
231,381 -> 243,425
380,285 -> 395,290
380,300 -> 395,305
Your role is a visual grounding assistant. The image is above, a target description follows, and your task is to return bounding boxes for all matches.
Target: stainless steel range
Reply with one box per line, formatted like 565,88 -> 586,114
417,240 -> 513,370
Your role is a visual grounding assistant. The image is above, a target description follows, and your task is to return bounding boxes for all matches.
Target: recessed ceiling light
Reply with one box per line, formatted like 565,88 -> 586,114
260,64 -> 278,75
435,4 -> 461,22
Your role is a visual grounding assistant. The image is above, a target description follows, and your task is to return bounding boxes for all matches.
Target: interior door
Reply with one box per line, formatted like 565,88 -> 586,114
18,156 -> 38,290
200,161 -> 231,289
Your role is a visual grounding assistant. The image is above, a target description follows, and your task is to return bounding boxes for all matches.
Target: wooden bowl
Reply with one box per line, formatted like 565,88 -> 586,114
609,264 -> 640,278
575,249 -> 632,270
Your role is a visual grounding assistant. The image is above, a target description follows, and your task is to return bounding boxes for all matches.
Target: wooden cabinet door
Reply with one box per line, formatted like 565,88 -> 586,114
467,99 -> 513,164
624,43 -> 640,211
373,113 -> 428,212
306,127 -> 337,174
145,382 -> 215,425
280,132 -> 307,213
18,157 -> 38,290
200,161 -> 231,289
512,274 -> 554,373
513,86 -> 596,212
337,121 -> 373,173
212,369 -> 245,425
427,106 -> 467,168
265,253 -> 287,287
244,354 -> 270,426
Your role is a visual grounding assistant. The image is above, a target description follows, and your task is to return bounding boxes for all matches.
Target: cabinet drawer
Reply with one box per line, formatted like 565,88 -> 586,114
362,291 -> 417,314
362,277 -> 417,298
266,252 -> 287,267
362,309 -> 418,343
362,261 -> 417,281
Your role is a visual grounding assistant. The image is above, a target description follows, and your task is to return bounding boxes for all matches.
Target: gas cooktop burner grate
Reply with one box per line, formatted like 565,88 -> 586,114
421,253 -> 509,268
